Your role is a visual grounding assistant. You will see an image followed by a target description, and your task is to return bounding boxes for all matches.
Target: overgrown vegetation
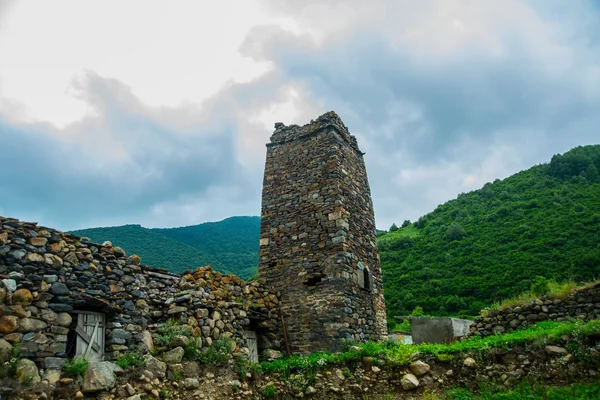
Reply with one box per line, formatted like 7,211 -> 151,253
258,320 -> 600,377
482,280 -> 591,315
63,357 -> 88,379
0,343 -> 20,379
446,382 -> 600,399
380,145 -> 600,323
262,385 -> 277,398
155,319 -> 193,347
116,351 -> 146,370
185,337 -> 236,365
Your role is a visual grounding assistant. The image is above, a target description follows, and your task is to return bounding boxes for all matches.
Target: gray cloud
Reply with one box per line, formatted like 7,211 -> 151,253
2,0 -> 600,230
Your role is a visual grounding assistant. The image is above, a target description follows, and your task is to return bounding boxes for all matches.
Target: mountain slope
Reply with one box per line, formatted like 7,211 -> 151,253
69,217 -> 261,278
379,145 -> 600,323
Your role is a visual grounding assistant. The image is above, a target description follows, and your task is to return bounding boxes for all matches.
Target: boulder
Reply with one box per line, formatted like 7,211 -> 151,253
16,358 -> 41,384
44,254 -> 63,266
401,373 -> 419,390
25,253 -> 44,263
42,369 -> 62,385
183,378 -> 200,389
546,345 -> 568,355
136,330 -> 153,353
12,289 -> 33,305
18,318 -> 47,332
0,339 -> 14,364
143,355 -> 167,379
29,237 -> 48,247
409,360 -> 431,376
51,282 -> 70,296
162,347 -> 184,364
57,312 -> 72,327
0,316 -> 19,333
82,361 -> 122,393
463,357 -> 477,368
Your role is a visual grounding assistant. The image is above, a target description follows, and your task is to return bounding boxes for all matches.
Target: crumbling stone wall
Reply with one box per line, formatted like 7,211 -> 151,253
470,282 -> 600,336
259,111 -> 387,354
0,216 -> 280,386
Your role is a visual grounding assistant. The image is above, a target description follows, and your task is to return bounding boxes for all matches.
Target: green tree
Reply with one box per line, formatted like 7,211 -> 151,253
401,220 -> 411,228
444,222 -> 466,241
389,223 -> 399,232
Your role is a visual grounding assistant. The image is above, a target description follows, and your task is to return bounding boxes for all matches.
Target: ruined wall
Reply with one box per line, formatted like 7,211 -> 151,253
259,111 -> 387,354
0,216 -> 280,385
470,282 -> 600,336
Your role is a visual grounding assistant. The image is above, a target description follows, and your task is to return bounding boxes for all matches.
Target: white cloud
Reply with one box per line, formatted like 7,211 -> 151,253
1,0 -> 599,231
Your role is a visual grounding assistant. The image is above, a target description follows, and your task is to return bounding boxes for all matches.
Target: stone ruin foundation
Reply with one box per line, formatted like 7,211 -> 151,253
259,111 -> 387,354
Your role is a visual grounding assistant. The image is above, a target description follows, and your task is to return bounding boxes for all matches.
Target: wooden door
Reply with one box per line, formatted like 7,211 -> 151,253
75,312 -> 105,360
243,330 -> 258,363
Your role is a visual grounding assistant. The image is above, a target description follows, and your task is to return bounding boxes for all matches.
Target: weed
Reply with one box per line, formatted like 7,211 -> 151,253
116,351 -> 146,370
262,385 -> 277,398
342,368 -> 351,377
159,387 -> 170,399
63,357 -> 89,379
0,343 -> 20,379
156,319 -> 193,347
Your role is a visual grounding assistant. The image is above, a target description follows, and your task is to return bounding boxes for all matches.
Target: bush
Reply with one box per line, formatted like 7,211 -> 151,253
263,385 -> 277,398
63,357 -> 88,379
531,276 -> 550,297
156,319 -> 192,347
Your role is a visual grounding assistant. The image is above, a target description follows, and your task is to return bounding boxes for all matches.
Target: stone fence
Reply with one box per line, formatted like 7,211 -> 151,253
470,282 -> 600,336
0,216 -> 281,384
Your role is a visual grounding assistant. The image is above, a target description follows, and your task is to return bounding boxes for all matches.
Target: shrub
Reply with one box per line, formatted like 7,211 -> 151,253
530,276 -> 550,297
116,351 -> 146,370
0,343 -> 20,378
63,357 -> 88,379
156,319 -> 193,346
263,385 -> 277,398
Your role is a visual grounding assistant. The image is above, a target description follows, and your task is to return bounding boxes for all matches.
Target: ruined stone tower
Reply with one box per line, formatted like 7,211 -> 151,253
259,111 -> 387,354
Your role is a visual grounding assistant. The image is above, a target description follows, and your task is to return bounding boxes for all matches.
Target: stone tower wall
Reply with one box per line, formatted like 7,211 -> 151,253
259,112 -> 387,353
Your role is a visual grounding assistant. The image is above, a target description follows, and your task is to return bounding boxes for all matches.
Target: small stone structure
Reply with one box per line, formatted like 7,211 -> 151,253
0,216 -> 281,387
404,317 -> 473,344
259,111 -> 387,353
470,282 -> 600,336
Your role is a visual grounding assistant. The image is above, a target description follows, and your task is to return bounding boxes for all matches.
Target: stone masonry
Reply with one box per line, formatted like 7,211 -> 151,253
259,111 -> 387,354
470,282 -> 600,336
0,216 -> 281,389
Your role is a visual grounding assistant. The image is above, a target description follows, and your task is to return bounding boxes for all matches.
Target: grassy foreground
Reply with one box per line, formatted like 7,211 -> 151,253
258,319 -> 600,376
446,382 -> 600,399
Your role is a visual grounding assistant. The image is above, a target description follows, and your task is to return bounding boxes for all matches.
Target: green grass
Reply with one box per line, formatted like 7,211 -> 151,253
483,280 -> 587,315
258,320 -> 600,376
447,382 -> 600,399
379,225 -> 421,241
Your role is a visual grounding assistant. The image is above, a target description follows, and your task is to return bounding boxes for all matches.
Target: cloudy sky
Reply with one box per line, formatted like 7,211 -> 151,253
1,0 -> 599,231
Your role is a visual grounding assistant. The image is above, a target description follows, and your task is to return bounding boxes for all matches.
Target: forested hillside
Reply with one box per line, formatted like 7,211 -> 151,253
69,217 -> 260,279
379,145 -> 600,324
69,146 -> 600,321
